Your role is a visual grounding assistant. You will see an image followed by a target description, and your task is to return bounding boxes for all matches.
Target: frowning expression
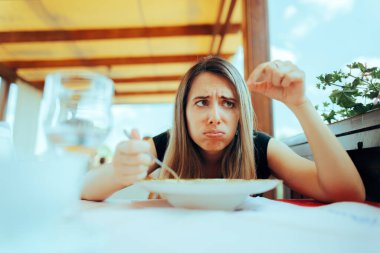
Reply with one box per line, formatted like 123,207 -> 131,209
186,72 -> 239,156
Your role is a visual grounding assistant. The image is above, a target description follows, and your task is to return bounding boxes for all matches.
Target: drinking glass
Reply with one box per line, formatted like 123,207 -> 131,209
1,72 -> 114,237
42,71 -> 114,154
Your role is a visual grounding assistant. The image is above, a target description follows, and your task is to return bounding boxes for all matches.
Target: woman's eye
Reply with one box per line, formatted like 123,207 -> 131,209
223,100 -> 235,108
195,100 -> 208,107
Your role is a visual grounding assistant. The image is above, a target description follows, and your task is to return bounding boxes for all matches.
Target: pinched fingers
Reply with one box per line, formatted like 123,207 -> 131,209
248,60 -> 303,88
112,139 -> 153,186
116,140 -> 151,155
114,145 -> 152,171
274,61 -> 304,86
279,70 -> 303,88
113,157 -> 150,186
247,62 -> 270,85
113,141 -> 149,167
271,62 -> 285,87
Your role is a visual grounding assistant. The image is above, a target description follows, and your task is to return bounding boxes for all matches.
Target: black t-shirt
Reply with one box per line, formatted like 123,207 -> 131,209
152,131 -> 272,179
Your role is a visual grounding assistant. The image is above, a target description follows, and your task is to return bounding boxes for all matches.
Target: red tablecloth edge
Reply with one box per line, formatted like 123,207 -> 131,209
276,199 -> 380,208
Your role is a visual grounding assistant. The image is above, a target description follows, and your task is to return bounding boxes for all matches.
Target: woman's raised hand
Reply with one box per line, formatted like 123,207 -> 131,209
112,129 -> 152,187
246,60 -> 308,108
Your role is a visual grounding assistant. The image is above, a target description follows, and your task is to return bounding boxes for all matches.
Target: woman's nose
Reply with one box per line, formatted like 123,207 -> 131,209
207,105 -> 221,125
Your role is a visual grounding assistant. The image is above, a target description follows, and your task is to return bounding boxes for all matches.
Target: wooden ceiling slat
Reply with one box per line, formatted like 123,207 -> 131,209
209,0 -> 226,54
0,24 -> 241,43
112,75 -> 182,83
115,90 -> 177,96
217,0 -> 237,55
3,53 -> 233,69
113,94 -> 176,104
26,75 -> 183,90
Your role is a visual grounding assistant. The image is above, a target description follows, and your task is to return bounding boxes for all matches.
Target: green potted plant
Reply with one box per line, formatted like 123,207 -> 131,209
315,62 -> 380,124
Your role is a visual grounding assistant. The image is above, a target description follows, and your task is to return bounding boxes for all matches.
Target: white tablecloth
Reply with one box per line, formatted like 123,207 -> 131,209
2,197 -> 379,253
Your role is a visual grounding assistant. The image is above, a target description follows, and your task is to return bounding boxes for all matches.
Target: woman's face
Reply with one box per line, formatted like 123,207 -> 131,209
186,72 -> 239,157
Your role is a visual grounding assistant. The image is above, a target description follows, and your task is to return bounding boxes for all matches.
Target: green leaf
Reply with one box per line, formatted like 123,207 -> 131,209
368,90 -> 379,99
364,103 -> 380,111
330,90 -> 356,108
352,77 -> 361,88
372,70 -> 380,79
352,103 -> 367,115
322,110 -> 337,124
317,75 -> 325,82
325,74 -> 334,84
358,62 -> 366,72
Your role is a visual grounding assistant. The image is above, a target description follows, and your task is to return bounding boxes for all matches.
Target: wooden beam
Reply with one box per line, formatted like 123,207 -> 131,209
26,75 -> 183,90
0,24 -> 241,43
113,75 -> 182,83
242,0 -> 273,135
0,63 -> 38,91
0,63 -> 17,84
2,53 -> 234,69
209,0 -> 226,54
115,90 -> 177,96
0,78 -> 10,120
113,94 -> 176,104
216,0 -> 237,55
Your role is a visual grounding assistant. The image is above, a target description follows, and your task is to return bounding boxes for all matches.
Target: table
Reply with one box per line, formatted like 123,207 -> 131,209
2,197 -> 380,253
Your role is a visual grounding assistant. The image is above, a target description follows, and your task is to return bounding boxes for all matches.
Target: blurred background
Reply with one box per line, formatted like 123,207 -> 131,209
0,0 -> 379,160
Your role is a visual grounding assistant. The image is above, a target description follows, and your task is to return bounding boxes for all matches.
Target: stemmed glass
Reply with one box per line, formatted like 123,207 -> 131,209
40,71 -> 114,212
42,71 -> 114,155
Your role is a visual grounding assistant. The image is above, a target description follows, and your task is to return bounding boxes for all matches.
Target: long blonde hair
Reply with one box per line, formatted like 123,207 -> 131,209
161,56 -> 256,179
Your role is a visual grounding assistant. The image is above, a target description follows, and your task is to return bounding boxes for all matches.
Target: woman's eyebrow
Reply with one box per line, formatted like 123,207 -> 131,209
191,95 -> 236,100
192,95 -> 209,100
221,96 -> 236,101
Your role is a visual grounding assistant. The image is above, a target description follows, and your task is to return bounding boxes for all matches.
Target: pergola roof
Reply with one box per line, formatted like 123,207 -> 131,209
0,0 -> 243,104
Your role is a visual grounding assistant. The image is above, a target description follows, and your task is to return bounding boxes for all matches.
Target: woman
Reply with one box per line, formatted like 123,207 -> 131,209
81,56 -> 365,202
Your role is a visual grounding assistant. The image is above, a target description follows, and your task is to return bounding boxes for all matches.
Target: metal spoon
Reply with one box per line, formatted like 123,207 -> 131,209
123,129 -> 180,180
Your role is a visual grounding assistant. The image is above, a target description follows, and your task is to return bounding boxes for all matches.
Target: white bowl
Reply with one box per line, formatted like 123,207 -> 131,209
136,179 -> 280,211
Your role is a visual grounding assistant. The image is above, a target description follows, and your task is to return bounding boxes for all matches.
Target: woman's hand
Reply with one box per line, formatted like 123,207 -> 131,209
112,129 -> 152,187
246,60 -> 307,108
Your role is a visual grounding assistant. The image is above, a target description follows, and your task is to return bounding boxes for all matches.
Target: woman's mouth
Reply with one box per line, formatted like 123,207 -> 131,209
204,130 -> 225,138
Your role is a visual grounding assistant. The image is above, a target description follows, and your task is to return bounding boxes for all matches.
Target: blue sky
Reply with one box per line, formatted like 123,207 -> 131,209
268,0 -> 380,138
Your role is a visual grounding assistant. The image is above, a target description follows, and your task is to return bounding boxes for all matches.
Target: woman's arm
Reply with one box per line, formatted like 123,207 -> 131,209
247,61 -> 365,202
267,101 -> 365,202
81,130 -> 158,201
